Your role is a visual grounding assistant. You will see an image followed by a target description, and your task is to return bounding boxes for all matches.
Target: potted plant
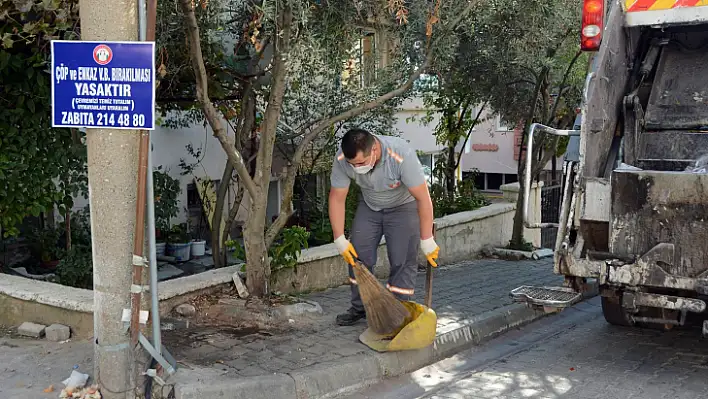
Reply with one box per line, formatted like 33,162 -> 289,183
30,227 -> 64,270
154,166 -> 181,256
190,179 -> 212,258
167,223 -> 191,262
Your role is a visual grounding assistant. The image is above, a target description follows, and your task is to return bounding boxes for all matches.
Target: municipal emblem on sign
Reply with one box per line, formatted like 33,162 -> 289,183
93,44 -> 113,65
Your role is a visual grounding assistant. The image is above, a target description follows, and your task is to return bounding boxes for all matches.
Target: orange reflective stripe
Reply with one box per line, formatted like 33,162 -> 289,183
386,148 -> 404,163
349,277 -> 358,285
649,0 -> 679,9
673,0 -> 701,6
386,283 -> 414,296
627,0 -> 702,10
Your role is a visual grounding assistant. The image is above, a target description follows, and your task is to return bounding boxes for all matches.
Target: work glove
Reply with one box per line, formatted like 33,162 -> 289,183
334,235 -> 358,266
420,237 -> 440,267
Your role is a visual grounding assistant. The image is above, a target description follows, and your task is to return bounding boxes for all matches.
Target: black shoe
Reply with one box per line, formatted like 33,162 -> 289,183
336,308 -> 366,326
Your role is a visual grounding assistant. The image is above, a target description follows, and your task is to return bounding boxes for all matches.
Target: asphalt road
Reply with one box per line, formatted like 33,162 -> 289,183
341,297 -> 708,399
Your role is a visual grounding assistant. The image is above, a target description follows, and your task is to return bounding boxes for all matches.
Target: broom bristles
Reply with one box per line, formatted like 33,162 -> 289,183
352,261 -> 410,336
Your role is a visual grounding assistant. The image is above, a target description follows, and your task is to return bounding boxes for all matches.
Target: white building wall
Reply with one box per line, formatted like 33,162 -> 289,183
72,114 -> 285,229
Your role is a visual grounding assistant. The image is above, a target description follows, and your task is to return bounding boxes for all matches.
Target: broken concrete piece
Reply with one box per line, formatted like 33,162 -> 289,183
232,272 -> 250,299
17,322 -> 47,338
175,303 -> 196,317
273,301 -> 323,319
45,324 -> 71,342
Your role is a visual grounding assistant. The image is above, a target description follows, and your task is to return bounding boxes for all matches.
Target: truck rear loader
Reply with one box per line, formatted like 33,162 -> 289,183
511,0 -> 708,335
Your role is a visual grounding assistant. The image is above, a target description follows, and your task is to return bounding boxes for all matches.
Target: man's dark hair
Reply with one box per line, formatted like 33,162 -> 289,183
341,129 -> 375,159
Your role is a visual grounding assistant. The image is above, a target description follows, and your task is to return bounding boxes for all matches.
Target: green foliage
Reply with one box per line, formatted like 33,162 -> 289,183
156,0 -> 241,126
270,226 -> 310,272
507,238 -> 534,252
0,0 -> 85,237
227,225 -> 310,272
59,205 -> 92,248
429,179 -> 489,218
168,223 -> 191,243
306,182 -> 361,246
56,246 -> 93,289
29,226 -> 64,263
153,167 -> 182,235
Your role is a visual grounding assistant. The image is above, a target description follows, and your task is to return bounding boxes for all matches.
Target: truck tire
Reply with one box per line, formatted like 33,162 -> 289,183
601,295 -> 632,326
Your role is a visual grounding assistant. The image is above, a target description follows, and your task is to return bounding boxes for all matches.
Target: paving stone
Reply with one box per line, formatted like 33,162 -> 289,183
225,357 -> 253,370
165,258 -> 562,377
238,365 -> 270,377
17,322 -> 46,338
45,324 -> 71,341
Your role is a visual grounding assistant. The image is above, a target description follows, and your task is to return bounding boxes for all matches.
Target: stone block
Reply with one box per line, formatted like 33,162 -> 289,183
17,322 -> 46,338
45,323 -> 71,341
175,303 -> 197,317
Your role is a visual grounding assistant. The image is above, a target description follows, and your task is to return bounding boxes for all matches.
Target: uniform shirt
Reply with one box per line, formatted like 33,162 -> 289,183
330,135 -> 426,211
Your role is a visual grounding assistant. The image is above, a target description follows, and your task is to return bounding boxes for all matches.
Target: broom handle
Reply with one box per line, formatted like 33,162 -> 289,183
424,223 -> 437,308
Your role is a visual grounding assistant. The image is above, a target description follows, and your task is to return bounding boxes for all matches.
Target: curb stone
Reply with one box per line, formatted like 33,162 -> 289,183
174,294 -> 597,399
174,371 -> 297,399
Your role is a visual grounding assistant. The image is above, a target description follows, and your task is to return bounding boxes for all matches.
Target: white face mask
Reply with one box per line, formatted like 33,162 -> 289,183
352,151 -> 375,174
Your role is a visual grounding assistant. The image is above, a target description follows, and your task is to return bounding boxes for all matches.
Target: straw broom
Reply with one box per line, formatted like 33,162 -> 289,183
352,259 -> 411,336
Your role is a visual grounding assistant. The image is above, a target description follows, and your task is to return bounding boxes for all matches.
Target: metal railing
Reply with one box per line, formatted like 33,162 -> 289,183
523,123 -> 581,229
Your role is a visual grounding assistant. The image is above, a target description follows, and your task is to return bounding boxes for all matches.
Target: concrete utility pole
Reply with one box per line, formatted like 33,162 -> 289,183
80,0 -> 140,397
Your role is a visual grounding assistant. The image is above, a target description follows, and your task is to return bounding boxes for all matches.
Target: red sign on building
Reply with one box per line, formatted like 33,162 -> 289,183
472,143 -> 499,152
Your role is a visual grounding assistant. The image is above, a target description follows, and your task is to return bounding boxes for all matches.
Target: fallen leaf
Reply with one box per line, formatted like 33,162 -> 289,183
44,385 -> 55,393
569,367 -> 575,371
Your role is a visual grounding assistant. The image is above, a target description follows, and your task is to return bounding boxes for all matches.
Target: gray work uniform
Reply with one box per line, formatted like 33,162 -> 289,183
330,135 -> 427,311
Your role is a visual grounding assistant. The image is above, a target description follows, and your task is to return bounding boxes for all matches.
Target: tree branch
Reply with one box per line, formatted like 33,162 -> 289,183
455,100 -> 488,171
264,0 -> 478,247
180,0 -> 258,199
223,180 -> 245,254
546,49 -> 582,126
254,8 -> 293,189
265,52 -> 433,248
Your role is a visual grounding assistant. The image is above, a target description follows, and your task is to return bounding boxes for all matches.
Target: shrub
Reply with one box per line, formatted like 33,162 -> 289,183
430,179 -> 489,218
56,246 -> 93,289
153,167 -> 181,236
227,226 -> 311,273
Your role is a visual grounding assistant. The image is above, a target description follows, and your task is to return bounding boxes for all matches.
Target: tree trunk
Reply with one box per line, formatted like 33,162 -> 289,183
65,208 -> 72,251
243,197 -> 269,296
445,143 -> 457,198
211,162 -> 233,268
509,67 -> 549,249
222,181 -> 245,263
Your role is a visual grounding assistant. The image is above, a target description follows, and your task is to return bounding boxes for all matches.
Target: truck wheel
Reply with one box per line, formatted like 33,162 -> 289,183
601,295 -> 632,326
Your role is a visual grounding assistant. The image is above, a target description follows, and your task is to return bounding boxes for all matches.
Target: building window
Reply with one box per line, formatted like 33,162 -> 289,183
343,30 -> 377,88
504,174 -> 518,184
418,152 -> 434,184
496,116 -> 510,132
486,173 -> 503,191
473,173 -> 485,190
472,172 -> 519,192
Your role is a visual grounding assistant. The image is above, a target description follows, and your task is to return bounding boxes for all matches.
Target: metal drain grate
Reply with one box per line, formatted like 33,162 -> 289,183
510,285 -> 582,308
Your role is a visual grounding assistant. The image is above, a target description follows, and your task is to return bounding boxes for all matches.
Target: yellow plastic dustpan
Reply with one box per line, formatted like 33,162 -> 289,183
359,301 -> 437,352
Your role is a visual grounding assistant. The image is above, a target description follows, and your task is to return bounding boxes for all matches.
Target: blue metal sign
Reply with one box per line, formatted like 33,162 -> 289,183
51,41 -> 156,130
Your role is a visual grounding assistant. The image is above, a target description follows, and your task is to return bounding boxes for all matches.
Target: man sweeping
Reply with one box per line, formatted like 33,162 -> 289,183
328,128 -> 440,326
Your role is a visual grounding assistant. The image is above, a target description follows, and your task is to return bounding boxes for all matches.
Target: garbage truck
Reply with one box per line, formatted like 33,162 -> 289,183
510,0 -> 708,335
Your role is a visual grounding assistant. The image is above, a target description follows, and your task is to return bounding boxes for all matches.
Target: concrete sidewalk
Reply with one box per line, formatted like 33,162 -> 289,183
173,258 -> 567,399
0,258 -> 572,399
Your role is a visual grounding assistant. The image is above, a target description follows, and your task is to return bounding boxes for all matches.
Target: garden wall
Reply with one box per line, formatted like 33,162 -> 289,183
0,189 -> 541,338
